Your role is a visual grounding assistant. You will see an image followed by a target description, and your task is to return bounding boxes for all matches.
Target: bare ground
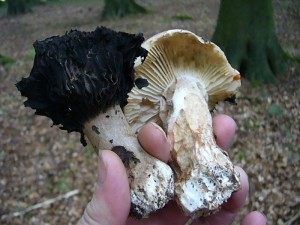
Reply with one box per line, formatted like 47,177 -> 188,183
0,0 -> 299,224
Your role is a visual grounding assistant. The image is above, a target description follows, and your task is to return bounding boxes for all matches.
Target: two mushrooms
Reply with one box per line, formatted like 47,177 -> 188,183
16,27 -> 241,221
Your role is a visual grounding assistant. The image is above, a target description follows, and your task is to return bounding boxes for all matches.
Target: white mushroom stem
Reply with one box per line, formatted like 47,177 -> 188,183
161,76 -> 240,216
83,105 -> 174,218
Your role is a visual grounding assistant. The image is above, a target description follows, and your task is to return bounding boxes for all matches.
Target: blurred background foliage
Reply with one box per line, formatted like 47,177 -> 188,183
0,0 -> 297,85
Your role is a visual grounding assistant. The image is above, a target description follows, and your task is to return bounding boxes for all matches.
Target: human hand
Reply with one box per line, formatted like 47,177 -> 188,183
77,114 -> 266,225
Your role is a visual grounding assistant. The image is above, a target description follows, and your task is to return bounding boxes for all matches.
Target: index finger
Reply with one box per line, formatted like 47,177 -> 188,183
137,122 -> 171,163
212,114 -> 237,151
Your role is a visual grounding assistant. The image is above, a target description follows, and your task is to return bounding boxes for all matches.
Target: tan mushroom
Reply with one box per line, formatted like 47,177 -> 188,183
124,29 -> 241,220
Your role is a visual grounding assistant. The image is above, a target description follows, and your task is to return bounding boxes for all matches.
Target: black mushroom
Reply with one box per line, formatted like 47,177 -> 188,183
16,27 -> 174,218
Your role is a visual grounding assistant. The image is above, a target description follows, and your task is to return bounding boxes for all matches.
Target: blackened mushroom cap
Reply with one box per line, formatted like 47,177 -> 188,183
16,26 -> 147,145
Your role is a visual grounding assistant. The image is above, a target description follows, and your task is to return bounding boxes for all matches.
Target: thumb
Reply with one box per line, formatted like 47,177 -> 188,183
77,150 -> 131,225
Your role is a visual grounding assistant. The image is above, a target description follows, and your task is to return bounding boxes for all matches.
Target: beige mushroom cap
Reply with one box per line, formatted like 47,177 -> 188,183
125,29 -> 241,132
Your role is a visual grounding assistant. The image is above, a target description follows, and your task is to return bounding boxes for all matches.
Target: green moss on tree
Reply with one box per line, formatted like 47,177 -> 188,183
0,54 -> 15,66
212,0 -> 289,84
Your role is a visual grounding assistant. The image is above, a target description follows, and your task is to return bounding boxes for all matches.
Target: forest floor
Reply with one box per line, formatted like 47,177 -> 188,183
0,0 -> 299,224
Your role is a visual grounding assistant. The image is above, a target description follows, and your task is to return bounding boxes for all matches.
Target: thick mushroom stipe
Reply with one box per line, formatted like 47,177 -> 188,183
16,27 -> 174,218
84,105 -> 174,218
164,77 -> 240,216
124,29 -> 241,218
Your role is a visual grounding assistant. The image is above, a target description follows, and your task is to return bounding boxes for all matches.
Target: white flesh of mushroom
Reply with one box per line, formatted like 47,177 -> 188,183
162,76 -> 240,215
124,30 -> 241,219
83,105 -> 174,218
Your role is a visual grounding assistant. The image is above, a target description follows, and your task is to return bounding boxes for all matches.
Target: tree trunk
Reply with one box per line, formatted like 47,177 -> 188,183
7,0 -> 29,15
212,0 -> 289,84
102,0 -> 146,19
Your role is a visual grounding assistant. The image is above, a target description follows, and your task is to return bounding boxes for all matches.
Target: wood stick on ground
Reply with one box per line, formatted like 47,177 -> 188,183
283,210 -> 300,225
1,189 -> 80,220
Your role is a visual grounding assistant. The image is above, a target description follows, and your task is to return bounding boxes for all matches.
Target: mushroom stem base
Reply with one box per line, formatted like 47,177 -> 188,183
83,105 -> 174,218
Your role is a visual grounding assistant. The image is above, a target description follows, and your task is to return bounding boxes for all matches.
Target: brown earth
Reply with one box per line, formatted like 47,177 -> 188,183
0,0 -> 299,224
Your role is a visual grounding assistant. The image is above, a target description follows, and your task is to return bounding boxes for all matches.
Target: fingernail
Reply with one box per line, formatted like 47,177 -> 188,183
149,122 -> 167,139
97,150 -> 107,187
149,122 -> 171,162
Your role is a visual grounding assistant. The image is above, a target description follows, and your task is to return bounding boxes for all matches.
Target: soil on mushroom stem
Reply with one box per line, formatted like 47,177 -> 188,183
0,0 -> 299,225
